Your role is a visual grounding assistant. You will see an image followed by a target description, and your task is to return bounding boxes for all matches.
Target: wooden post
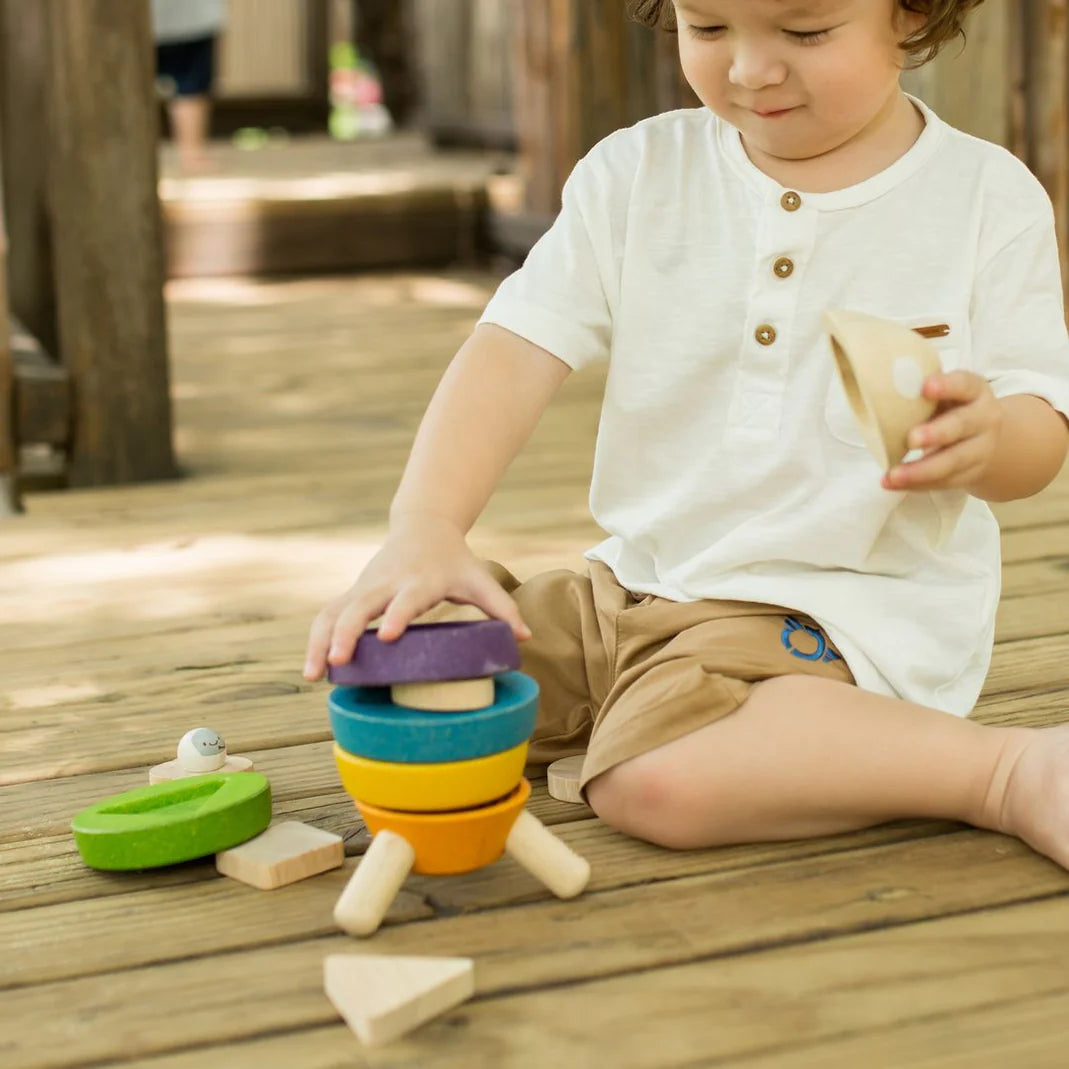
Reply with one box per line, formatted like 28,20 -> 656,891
512,1 -> 696,218
354,0 -> 420,128
46,0 -> 176,486
900,2 -> 1014,148
0,165 -> 17,514
0,0 -> 57,358
1024,0 -> 1069,297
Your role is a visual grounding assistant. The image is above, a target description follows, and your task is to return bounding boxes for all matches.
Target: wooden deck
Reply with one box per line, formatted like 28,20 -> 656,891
3,268 -> 1069,1067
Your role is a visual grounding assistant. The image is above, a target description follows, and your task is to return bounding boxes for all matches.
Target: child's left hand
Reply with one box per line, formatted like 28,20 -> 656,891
881,371 -> 1003,493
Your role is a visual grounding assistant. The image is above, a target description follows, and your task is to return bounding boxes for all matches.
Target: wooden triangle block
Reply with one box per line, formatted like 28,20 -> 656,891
324,953 -> 475,1047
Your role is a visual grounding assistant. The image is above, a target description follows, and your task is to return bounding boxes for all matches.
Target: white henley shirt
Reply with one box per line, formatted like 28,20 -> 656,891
479,97 -> 1069,715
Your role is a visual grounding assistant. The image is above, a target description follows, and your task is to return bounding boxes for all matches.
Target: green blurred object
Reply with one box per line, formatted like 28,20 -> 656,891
233,126 -> 270,150
71,773 -> 272,870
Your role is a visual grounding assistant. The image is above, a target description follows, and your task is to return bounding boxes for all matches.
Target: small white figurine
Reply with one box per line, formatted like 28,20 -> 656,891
149,728 -> 254,784
177,728 -> 228,773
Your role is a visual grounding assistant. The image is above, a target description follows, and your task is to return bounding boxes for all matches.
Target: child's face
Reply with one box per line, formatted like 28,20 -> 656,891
673,0 -> 925,163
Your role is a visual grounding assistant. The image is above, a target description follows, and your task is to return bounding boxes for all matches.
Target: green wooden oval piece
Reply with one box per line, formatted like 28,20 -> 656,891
72,772 -> 272,870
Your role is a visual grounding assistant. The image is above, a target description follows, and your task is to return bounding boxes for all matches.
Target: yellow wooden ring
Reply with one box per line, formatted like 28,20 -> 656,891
333,741 -> 528,812
357,779 -> 531,874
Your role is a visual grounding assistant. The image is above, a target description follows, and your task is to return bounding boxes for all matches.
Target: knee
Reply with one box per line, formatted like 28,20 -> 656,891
586,753 -> 702,851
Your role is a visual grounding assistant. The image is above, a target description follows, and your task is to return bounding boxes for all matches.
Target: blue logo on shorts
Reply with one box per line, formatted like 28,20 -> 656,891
781,615 -> 842,663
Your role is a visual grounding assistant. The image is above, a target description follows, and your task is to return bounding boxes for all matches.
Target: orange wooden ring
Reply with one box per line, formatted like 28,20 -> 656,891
356,779 -> 531,875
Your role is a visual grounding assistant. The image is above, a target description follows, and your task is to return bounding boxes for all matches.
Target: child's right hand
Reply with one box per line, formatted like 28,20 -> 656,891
302,514 -> 531,681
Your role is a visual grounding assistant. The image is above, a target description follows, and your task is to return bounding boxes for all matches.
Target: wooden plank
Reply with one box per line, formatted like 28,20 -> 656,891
216,0 -> 311,98
1,628 -> 1066,787
45,0 -> 176,486
0,786 -> 593,911
2,832 -> 1067,1066
103,987 -> 1069,1069
715,987 -> 1069,1068
0,800 -> 937,915
163,187 -> 487,278
99,988 -> 1069,1069
0,741 -> 586,846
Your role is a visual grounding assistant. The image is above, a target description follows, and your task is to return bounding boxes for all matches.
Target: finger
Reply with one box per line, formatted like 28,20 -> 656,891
908,403 -> 980,451
462,571 -> 532,640
378,585 -> 443,642
923,370 -> 982,404
304,608 -> 340,680
884,437 -> 989,490
328,595 -> 390,665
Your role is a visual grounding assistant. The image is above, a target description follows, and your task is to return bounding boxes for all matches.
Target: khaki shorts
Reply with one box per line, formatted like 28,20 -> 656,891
487,560 -> 856,796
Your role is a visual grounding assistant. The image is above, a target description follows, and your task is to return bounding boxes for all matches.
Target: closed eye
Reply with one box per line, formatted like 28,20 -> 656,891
686,24 -> 725,39
686,25 -> 836,44
786,28 -> 833,44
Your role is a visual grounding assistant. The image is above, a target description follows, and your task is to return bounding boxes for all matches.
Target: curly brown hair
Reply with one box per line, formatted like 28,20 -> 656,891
627,0 -> 987,67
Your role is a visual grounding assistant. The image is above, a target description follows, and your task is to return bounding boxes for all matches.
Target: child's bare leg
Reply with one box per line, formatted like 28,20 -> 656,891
168,95 -> 212,173
586,675 -> 1068,868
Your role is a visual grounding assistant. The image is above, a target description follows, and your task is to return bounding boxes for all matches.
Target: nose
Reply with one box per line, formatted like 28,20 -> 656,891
728,44 -> 788,91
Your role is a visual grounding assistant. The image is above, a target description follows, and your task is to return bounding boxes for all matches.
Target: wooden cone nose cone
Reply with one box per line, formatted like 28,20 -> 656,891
822,308 -> 941,469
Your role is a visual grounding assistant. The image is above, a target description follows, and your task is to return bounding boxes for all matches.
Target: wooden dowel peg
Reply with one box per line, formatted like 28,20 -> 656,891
334,829 -> 415,937
504,809 -> 590,899
391,677 -> 495,711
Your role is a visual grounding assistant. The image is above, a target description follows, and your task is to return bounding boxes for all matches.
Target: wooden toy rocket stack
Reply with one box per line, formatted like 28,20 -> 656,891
327,619 -> 591,936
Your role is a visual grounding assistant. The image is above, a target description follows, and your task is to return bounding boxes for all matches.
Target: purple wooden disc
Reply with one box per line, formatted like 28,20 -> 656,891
326,619 -> 521,686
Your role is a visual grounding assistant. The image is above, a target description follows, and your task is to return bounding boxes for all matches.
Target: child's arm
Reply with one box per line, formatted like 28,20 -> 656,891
303,323 -> 572,680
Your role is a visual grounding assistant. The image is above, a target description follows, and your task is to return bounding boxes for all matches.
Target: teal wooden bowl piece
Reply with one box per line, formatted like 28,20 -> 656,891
71,772 -> 272,870
329,670 -> 539,764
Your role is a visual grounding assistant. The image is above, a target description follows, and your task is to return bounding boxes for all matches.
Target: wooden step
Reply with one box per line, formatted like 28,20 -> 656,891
158,132 -> 512,278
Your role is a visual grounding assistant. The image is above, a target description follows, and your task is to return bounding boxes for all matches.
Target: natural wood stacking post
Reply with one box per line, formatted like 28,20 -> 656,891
327,619 -> 592,937
333,829 -> 416,937
504,808 -> 591,899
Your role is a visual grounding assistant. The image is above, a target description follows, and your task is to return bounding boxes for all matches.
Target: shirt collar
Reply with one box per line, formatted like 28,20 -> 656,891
717,93 -> 947,211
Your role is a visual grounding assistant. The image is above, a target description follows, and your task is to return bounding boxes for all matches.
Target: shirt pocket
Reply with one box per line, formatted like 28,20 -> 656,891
824,313 -> 965,450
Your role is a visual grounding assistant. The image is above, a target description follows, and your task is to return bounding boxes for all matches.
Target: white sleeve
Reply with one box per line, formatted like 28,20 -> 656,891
971,209 -> 1069,419
478,147 -> 622,371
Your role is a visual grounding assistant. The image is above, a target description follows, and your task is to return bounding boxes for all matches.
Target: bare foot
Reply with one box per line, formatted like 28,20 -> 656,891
997,723 -> 1069,870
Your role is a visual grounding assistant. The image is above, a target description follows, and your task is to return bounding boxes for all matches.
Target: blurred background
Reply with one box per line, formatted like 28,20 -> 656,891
0,0 -> 1065,510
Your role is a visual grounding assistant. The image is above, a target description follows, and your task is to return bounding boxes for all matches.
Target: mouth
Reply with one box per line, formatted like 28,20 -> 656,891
752,106 -> 797,118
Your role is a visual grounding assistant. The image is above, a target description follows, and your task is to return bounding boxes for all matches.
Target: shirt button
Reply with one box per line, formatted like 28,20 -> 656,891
755,324 -> 777,346
780,191 -> 802,211
773,256 -> 794,279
